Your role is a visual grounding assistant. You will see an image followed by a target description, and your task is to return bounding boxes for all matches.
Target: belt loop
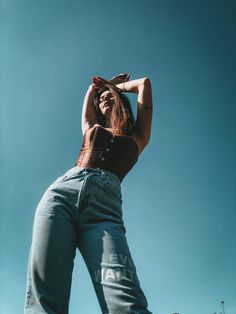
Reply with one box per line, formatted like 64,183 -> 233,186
101,169 -> 105,180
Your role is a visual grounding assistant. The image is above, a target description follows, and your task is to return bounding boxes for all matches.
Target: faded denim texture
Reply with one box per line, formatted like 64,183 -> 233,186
24,166 -> 152,314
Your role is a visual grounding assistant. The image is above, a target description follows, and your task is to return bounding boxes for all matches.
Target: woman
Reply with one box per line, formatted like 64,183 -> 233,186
24,73 -> 153,314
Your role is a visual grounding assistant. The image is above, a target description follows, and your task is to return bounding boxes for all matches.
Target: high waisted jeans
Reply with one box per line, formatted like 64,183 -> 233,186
24,166 -> 152,314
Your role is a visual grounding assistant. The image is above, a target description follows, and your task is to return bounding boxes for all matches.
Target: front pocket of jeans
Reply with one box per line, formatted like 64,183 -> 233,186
53,172 -> 78,184
61,172 -> 80,182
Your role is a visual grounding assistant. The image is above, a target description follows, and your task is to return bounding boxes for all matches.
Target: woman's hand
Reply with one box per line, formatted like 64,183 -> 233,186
91,76 -> 110,90
109,73 -> 130,85
91,76 -> 121,92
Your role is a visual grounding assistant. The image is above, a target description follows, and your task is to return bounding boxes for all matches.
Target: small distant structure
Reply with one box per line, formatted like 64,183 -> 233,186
221,300 -> 225,314
214,300 -> 226,314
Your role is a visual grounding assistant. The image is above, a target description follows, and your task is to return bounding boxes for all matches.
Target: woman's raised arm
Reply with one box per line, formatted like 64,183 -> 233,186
116,77 -> 153,154
81,84 -> 97,136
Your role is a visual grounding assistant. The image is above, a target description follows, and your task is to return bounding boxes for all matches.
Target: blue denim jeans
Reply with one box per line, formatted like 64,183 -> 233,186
24,166 -> 152,314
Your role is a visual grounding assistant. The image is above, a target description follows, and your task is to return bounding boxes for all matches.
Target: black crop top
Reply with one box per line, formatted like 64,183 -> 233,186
75,124 -> 139,182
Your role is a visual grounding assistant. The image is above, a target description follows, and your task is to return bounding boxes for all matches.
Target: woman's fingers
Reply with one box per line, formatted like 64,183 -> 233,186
125,74 -> 130,81
92,76 -> 109,85
91,76 -> 112,91
115,73 -> 130,80
109,73 -> 130,85
91,75 -> 127,93
93,76 -> 109,83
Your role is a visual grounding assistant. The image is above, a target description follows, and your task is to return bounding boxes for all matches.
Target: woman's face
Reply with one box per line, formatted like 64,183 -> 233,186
98,90 -> 115,119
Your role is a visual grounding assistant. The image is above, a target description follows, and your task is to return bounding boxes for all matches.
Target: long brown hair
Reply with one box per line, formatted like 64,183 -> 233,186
93,86 -> 135,136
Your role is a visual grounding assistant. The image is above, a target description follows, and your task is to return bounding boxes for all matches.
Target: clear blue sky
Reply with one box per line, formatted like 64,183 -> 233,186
1,0 -> 235,313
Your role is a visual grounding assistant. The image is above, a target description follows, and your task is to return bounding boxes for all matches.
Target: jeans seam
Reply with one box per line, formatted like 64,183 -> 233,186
77,173 -> 91,213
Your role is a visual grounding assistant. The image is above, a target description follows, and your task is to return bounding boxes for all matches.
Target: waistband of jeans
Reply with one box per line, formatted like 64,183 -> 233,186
65,166 -> 121,185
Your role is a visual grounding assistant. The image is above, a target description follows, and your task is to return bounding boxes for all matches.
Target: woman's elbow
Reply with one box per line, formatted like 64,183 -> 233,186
143,77 -> 151,85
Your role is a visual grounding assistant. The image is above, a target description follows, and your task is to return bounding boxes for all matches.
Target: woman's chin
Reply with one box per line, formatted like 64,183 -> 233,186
103,109 -> 112,118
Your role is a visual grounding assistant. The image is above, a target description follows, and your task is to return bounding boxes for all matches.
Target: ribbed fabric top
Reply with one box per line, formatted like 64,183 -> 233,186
75,124 -> 139,182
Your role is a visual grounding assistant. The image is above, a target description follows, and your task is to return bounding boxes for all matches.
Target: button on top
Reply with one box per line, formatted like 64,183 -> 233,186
106,148 -> 110,152
110,139 -> 114,143
101,157 -> 105,161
